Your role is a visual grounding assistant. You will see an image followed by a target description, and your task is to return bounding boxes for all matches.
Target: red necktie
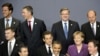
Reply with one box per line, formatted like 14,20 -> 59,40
28,21 -> 31,31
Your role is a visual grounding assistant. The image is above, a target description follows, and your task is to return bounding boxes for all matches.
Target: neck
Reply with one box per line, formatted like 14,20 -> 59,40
90,21 -> 96,24
76,43 -> 82,47
27,15 -> 33,21
92,51 -> 98,56
5,15 -> 11,19
8,37 -> 14,41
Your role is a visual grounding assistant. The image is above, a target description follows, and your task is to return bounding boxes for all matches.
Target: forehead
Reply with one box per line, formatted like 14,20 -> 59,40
74,34 -> 82,38
53,44 -> 61,48
44,34 -> 52,38
88,11 -> 95,15
5,29 -> 13,32
88,42 -> 95,46
21,48 -> 28,51
2,6 -> 9,9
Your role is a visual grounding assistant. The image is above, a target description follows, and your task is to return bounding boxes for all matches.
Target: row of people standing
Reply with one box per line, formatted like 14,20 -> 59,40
0,2 -> 100,56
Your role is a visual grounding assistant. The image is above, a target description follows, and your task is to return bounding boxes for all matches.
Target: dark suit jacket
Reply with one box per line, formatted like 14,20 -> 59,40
0,39 -> 23,56
37,45 -> 49,56
21,18 -> 46,56
51,20 -> 80,54
81,22 -> 100,43
0,17 -> 21,43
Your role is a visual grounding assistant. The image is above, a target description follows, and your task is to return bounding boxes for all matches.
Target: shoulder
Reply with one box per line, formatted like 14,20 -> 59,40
83,44 -> 88,48
52,21 -> 61,26
68,44 -> 75,49
12,18 -> 20,22
81,22 -> 89,27
0,18 -> 4,21
35,18 -> 44,22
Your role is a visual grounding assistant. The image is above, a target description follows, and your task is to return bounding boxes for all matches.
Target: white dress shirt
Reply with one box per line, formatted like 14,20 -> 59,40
52,53 -> 60,56
5,16 -> 12,28
62,20 -> 69,32
27,16 -> 34,30
91,52 -> 99,56
8,38 -> 16,52
45,44 -> 53,53
90,21 -> 96,35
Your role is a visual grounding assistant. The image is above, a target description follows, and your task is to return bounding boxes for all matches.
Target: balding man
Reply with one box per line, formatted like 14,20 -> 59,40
81,10 -> 100,43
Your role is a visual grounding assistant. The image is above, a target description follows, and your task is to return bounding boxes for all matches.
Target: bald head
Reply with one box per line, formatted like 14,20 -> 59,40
87,10 -> 96,23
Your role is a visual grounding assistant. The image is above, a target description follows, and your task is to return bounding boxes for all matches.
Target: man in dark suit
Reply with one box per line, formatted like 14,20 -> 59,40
0,3 -> 21,44
37,31 -> 53,56
21,6 -> 46,56
88,40 -> 100,56
0,27 -> 23,56
51,8 -> 80,54
81,10 -> 100,43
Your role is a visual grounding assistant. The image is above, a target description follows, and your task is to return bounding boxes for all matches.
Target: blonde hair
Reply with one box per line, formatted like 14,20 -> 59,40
73,31 -> 85,39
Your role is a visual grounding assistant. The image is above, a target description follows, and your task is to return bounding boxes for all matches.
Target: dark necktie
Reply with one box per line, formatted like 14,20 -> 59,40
28,21 -> 32,31
64,23 -> 68,39
6,19 -> 9,28
48,47 -> 52,55
8,42 -> 12,56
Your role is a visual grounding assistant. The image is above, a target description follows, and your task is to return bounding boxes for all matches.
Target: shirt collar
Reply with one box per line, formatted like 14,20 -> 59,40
8,38 -> 15,43
62,20 -> 69,24
90,21 -> 96,25
5,16 -> 12,21
27,16 -> 34,22
52,53 -> 60,56
91,52 -> 99,56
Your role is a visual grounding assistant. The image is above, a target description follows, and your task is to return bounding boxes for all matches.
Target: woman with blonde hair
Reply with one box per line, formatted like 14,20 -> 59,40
67,31 -> 89,56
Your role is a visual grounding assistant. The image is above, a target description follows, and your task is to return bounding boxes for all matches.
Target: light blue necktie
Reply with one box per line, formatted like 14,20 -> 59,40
64,23 -> 68,39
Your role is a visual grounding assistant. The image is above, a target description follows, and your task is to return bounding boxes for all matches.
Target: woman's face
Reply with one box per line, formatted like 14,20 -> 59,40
74,34 -> 84,45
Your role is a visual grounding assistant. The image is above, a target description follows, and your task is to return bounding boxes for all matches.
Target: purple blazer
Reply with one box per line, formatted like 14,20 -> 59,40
67,44 -> 89,56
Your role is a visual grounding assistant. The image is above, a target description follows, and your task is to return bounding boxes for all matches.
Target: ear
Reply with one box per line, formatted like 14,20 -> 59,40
12,32 -> 15,36
9,10 -> 12,13
43,38 -> 45,42
18,52 -> 21,55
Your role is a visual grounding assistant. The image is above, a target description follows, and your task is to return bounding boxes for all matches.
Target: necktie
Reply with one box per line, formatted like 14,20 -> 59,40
8,42 -> 12,56
91,23 -> 95,35
6,19 -> 9,28
48,47 -> 52,55
28,21 -> 32,31
64,23 -> 68,39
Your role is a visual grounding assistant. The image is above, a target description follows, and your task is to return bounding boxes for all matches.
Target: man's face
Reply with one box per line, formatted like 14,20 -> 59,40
43,34 -> 53,45
22,8 -> 31,20
87,11 -> 96,23
88,42 -> 97,55
19,48 -> 28,56
2,6 -> 11,18
52,44 -> 61,55
60,10 -> 70,21
5,29 -> 15,40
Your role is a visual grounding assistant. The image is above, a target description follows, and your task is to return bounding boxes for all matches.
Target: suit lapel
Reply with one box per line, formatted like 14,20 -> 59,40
11,40 -> 18,56
11,18 -> 16,28
32,19 -> 37,33
68,20 -> 74,38
87,22 -> 94,36
59,21 -> 66,38
1,18 -> 5,29
96,22 -> 100,36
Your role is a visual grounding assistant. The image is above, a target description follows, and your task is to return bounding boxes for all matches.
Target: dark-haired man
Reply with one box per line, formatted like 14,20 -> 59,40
0,3 -> 21,44
88,40 -> 100,56
21,6 -> 46,56
52,8 -> 80,54
0,27 -> 23,56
